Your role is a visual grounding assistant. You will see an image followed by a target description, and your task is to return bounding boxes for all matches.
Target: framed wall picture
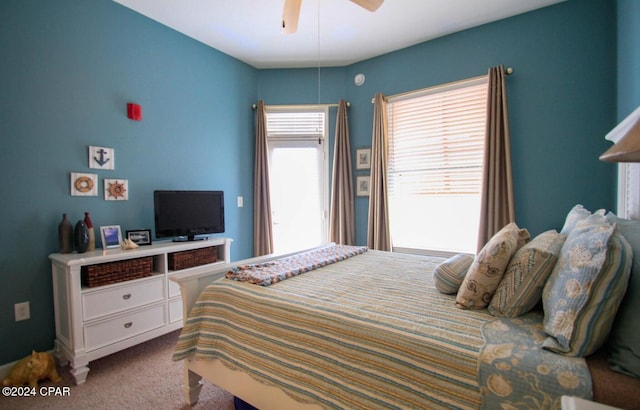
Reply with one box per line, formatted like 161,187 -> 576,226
356,148 -> 371,169
356,176 -> 370,196
100,225 -> 123,249
70,172 -> 98,196
126,229 -> 152,246
89,146 -> 115,170
104,179 -> 129,201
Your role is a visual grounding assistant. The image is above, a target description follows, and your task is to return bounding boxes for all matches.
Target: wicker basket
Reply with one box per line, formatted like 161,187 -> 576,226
82,257 -> 153,287
168,246 -> 217,270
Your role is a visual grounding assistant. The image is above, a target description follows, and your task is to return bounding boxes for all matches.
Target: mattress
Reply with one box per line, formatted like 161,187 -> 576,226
174,250 -> 498,409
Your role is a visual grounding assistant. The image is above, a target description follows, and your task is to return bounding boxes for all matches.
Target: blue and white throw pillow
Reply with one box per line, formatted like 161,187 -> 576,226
542,214 -> 632,357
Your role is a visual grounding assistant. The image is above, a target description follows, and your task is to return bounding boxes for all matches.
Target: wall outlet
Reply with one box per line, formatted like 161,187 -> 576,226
14,301 -> 30,321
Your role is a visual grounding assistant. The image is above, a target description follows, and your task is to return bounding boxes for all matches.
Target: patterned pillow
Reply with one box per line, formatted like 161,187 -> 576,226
517,227 -> 532,248
488,230 -> 566,317
560,204 -> 605,235
456,223 -> 522,310
542,215 -> 632,357
605,212 -> 640,378
433,254 -> 474,294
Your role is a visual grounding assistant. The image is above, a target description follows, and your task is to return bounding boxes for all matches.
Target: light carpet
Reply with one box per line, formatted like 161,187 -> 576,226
2,330 -> 234,410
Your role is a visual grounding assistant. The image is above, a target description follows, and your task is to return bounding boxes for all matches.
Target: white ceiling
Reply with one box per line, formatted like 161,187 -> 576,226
113,0 -> 565,69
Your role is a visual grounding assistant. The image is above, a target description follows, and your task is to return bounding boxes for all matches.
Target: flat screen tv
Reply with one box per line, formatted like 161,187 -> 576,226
154,190 -> 225,241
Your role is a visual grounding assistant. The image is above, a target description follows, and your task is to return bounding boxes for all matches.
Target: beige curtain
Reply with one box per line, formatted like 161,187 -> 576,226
329,100 -> 355,245
367,93 -> 392,251
253,100 -> 274,256
477,65 -> 515,252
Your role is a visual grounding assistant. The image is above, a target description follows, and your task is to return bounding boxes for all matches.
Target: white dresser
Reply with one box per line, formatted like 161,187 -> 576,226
49,237 -> 232,384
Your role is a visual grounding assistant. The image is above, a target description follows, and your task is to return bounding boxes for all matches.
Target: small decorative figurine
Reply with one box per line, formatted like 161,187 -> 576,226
2,351 -> 61,388
84,212 -> 95,251
121,238 -> 139,250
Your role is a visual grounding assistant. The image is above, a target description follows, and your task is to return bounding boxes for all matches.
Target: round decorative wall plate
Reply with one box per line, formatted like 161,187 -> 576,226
354,73 -> 365,86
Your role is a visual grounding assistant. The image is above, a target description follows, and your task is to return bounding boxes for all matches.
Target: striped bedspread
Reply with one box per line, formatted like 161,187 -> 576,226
173,250 -> 497,409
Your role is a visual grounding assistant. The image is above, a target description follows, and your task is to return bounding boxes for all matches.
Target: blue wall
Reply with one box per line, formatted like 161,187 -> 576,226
617,0 -> 640,119
0,0 -> 625,365
0,0 -> 256,364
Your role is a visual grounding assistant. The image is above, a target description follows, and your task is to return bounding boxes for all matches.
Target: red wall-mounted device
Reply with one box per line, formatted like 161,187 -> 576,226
127,103 -> 142,121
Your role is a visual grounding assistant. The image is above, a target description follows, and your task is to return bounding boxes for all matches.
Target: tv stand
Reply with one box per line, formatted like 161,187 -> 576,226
49,237 -> 233,384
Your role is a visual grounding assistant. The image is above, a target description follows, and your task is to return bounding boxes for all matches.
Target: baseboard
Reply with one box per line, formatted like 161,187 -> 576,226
0,360 -> 17,380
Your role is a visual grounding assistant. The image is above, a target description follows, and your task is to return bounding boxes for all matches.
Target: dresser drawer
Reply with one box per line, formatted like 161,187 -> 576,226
84,303 -> 166,352
82,276 -> 165,321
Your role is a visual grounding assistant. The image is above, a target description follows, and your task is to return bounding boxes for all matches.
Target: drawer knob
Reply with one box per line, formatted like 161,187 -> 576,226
122,293 -> 132,300
124,322 -> 133,328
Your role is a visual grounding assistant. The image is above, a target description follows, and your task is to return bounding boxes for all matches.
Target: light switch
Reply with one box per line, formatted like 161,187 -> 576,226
237,196 -> 243,207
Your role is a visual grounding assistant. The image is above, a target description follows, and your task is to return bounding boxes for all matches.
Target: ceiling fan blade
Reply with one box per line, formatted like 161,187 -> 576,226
282,0 -> 301,34
350,0 -> 383,12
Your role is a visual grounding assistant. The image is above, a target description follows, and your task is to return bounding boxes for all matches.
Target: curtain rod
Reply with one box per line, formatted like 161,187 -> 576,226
252,102 -> 350,110
371,66 -> 514,103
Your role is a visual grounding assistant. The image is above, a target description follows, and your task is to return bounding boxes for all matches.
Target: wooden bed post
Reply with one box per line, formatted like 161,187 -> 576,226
183,363 -> 203,405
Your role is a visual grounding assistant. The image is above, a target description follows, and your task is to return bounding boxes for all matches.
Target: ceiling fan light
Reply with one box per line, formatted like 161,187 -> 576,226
350,0 -> 384,12
282,0 -> 301,34
600,106 -> 640,162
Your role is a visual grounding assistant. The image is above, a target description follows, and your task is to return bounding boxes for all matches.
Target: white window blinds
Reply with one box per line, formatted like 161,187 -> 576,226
387,77 -> 488,196
266,108 -> 325,141
386,77 -> 488,255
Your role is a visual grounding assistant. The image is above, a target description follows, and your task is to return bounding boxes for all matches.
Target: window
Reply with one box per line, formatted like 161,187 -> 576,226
266,107 -> 329,254
387,77 -> 488,255
616,163 -> 640,219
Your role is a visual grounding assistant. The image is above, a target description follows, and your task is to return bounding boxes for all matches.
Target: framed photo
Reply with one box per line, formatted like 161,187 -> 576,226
356,176 -> 370,196
100,225 -> 123,249
356,148 -> 371,169
126,229 -> 152,246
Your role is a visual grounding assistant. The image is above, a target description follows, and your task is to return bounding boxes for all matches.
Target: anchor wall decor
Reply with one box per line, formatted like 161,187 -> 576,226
89,146 -> 115,170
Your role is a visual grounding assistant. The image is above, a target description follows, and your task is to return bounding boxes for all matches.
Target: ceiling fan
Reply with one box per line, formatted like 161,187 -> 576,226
282,0 -> 384,34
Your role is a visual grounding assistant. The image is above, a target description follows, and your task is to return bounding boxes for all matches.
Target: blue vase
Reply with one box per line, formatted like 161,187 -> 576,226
74,220 -> 90,253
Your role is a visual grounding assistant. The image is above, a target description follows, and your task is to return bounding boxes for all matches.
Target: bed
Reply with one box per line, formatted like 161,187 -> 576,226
174,249 -> 496,409
171,208 -> 640,409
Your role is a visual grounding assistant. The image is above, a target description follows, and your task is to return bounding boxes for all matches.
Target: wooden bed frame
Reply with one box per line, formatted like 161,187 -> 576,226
170,251 -> 322,409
